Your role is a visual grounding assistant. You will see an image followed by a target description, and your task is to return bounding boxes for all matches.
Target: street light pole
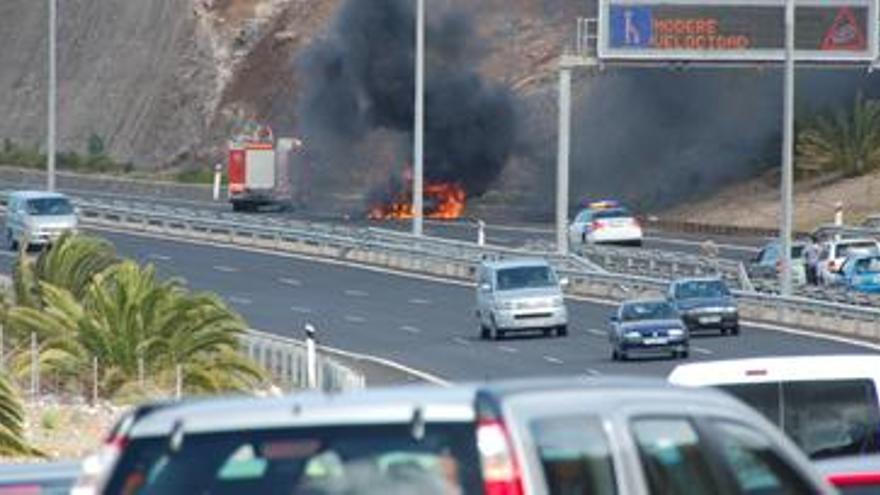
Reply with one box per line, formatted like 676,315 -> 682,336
412,0 -> 425,236
779,0 -> 795,295
47,0 -> 57,192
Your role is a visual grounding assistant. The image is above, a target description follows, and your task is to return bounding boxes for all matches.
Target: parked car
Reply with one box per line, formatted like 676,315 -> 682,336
840,253 -> 880,293
608,298 -> 689,360
0,460 -> 80,495
861,214 -> 880,230
85,377 -> 834,494
568,200 -> 643,247
669,355 -> 880,460
3,190 -> 78,250
475,258 -> 568,340
818,238 -> 880,286
749,240 -> 807,285
667,277 -> 739,336
815,454 -> 880,494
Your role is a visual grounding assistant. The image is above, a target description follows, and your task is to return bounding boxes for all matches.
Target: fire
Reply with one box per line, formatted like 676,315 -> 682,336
368,182 -> 466,220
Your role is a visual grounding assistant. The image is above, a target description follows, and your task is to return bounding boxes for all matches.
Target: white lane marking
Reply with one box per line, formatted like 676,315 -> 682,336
213,265 -> 239,273
587,328 -> 606,337
400,325 -> 422,334
85,225 -> 880,355
586,368 -> 602,376
147,253 -> 171,261
408,298 -> 431,305
344,315 -> 366,323
543,355 -> 564,364
344,289 -> 369,297
278,277 -> 302,287
227,296 -> 252,305
498,345 -> 518,354
452,337 -> 471,346
692,346 -> 714,355
290,306 -> 313,314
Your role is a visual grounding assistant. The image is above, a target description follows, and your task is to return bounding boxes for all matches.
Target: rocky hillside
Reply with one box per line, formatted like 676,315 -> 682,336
0,0 -> 582,170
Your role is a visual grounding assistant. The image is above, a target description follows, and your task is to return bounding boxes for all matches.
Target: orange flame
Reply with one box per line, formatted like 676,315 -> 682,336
368,182 -> 466,220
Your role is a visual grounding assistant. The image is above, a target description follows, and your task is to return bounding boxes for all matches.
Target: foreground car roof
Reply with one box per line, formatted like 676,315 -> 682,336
129,377 -> 735,439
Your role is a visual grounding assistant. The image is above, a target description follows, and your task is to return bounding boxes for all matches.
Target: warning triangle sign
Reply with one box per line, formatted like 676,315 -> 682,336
821,7 -> 866,51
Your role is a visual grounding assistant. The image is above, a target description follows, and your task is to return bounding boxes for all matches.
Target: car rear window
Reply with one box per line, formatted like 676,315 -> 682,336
720,379 -> 880,459
530,415 -> 617,495
838,242 -> 880,258
592,208 -> 631,220
104,423 -> 481,495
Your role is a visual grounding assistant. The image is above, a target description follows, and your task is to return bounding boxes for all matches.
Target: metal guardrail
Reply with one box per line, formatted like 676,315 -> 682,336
2,189 -> 877,343
242,330 -> 365,392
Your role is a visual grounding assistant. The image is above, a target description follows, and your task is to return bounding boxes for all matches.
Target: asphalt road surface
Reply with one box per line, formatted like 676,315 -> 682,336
0,227 -> 861,383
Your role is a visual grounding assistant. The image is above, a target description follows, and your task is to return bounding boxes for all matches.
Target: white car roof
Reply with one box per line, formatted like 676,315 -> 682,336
8,190 -> 69,200
480,257 -> 551,270
669,355 -> 880,386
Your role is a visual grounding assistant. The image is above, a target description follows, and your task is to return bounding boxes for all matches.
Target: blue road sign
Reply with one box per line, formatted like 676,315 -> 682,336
610,6 -> 653,48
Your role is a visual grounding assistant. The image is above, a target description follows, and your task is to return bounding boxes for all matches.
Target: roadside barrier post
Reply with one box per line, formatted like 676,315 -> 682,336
176,364 -> 183,399
834,201 -> 844,241
213,163 -> 223,201
477,219 -> 486,246
305,323 -> 317,389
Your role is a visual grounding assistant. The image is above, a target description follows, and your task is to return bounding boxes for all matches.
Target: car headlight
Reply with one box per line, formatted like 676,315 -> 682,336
495,300 -> 514,310
624,331 -> 641,340
668,328 -> 685,337
724,306 -> 738,313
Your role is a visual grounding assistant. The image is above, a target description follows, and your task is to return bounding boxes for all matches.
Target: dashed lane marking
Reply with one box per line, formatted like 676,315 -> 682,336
543,355 -> 564,364
344,289 -> 369,297
498,346 -> 518,354
278,278 -> 302,287
344,315 -> 366,323
213,265 -> 239,273
452,337 -> 471,346
587,328 -> 606,337
400,325 -> 422,334
693,346 -> 714,355
290,306 -> 313,314
227,296 -> 252,305
586,368 -> 602,376
147,253 -> 171,261
408,298 -> 431,305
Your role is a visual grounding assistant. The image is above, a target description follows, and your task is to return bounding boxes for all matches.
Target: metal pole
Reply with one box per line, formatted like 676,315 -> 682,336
779,0 -> 795,295
556,67 -> 572,255
412,0 -> 425,236
213,163 -> 223,201
47,0 -> 57,192
175,364 -> 183,399
30,332 -> 38,399
305,323 -> 317,389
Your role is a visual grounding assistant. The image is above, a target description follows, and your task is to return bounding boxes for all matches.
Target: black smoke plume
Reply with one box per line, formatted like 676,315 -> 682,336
297,0 -> 517,198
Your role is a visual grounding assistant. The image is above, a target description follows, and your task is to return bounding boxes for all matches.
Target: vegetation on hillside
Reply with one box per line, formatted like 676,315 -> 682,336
797,94 -> 880,178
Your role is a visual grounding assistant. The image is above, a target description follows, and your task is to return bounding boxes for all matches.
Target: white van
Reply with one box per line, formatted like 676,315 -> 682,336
4,191 -> 78,249
669,355 -> 880,460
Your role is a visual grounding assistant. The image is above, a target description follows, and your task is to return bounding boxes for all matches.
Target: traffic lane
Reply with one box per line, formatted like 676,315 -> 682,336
96,230 -> 877,382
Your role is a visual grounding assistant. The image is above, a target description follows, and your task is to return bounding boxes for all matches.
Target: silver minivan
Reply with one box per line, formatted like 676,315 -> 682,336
80,377 -> 834,494
476,258 -> 568,340
4,190 -> 78,249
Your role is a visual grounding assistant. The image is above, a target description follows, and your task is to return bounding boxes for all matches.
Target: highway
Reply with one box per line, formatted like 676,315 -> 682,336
4,226 -> 863,383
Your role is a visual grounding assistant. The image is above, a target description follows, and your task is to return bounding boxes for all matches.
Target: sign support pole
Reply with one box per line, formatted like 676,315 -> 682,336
412,0 -> 425,237
47,0 -> 57,192
780,0 -> 795,296
556,67 -> 572,255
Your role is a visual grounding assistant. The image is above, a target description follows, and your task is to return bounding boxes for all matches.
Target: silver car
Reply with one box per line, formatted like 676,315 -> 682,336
82,377 -> 834,494
4,190 -> 78,249
476,258 -> 568,340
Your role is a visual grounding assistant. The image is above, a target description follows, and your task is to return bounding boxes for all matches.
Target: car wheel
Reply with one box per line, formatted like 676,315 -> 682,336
619,350 -> 629,361
480,324 -> 491,340
542,328 -> 552,338
581,233 -> 587,244
611,348 -> 619,361
557,325 -> 568,337
678,350 -> 690,359
731,325 -> 740,336
493,328 -> 505,341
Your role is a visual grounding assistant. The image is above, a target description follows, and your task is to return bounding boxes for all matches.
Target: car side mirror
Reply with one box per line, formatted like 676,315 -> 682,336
479,282 -> 491,292
559,277 -> 570,288
609,314 -> 619,323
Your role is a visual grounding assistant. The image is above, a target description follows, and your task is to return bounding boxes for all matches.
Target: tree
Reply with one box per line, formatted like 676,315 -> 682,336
797,94 -> 880,177
8,253 -> 264,399
0,374 -> 36,456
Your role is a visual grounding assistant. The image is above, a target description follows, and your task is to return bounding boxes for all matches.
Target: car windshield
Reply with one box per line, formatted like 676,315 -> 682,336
621,301 -> 678,321
25,197 -> 74,216
496,266 -> 556,290
675,280 -> 730,299
838,242 -> 879,258
855,257 -> 880,274
593,208 -> 631,219
105,423 -> 481,495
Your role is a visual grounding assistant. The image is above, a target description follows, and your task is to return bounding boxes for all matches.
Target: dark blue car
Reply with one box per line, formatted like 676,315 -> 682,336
609,299 -> 689,361
667,277 -> 740,336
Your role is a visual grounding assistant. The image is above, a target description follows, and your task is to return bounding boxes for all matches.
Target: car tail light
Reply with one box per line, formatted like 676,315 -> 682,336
632,218 -> 641,228
592,220 -> 606,230
477,418 -> 524,495
827,472 -> 880,487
